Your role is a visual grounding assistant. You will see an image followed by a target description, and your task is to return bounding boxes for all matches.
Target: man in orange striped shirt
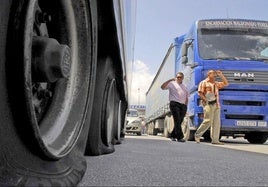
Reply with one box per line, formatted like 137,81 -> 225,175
195,70 -> 229,145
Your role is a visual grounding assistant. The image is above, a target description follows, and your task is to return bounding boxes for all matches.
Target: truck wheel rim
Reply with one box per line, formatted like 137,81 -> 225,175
8,0 -> 90,160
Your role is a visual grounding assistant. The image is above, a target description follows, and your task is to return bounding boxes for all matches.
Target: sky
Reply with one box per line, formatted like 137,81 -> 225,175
130,0 -> 268,105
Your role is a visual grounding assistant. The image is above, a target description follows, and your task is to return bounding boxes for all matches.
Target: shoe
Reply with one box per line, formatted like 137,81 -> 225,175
194,136 -> 200,143
212,142 -> 224,145
170,137 -> 176,141
177,138 -> 186,143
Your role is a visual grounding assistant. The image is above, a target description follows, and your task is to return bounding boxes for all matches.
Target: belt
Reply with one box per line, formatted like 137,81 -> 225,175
208,100 -> 217,105
170,101 -> 185,106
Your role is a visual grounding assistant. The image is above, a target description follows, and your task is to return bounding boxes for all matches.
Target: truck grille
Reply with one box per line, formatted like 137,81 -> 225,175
223,100 -> 264,106
220,70 -> 268,85
225,114 -> 263,120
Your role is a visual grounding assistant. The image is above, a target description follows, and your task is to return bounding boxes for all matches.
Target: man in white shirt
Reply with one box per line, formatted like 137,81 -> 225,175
161,72 -> 189,142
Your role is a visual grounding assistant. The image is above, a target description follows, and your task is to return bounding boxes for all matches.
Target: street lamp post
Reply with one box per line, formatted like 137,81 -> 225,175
138,88 -> 140,106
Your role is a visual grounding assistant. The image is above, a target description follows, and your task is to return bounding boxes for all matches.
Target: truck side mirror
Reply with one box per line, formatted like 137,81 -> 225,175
181,43 -> 188,64
181,56 -> 188,64
181,43 -> 188,57
181,39 -> 194,65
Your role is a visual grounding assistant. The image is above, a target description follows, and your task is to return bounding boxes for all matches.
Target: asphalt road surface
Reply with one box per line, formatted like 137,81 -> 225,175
79,135 -> 268,186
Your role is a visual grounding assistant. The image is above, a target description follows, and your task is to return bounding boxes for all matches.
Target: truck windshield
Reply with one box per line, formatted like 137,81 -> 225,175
198,29 -> 268,61
127,110 -> 138,117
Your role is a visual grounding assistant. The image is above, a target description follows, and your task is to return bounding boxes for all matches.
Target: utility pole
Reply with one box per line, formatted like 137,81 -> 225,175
138,88 -> 140,106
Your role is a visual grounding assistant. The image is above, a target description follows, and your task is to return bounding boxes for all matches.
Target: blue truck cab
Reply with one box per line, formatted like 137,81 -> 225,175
176,19 -> 268,143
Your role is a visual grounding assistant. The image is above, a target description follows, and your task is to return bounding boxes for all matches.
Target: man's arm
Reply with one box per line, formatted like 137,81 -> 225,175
198,91 -> 207,102
161,78 -> 175,90
198,81 -> 207,103
185,97 -> 188,105
216,70 -> 229,87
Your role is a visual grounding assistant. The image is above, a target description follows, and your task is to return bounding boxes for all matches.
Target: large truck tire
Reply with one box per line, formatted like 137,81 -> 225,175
245,132 -> 268,144
155,119 -> 164,135
186,117 -> 195,141
113,100 -> 123,144
188,130 -> 196,141
167,116 -> 175,134
203,131 -> 212,142
147,122 -> 152,135
153,128 -> 158,136
168,116 -> 190,140
120,102 -> 128,139
0,0 -> 97,186
84,0 -> 128,155
164,116 -> 170,138
84,56 -> 117,155
147,122 -> 157,135
181,116 -> 190,140
164,115 -> 174,138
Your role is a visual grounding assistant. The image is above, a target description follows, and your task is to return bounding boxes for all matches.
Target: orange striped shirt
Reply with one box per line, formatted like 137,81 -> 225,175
198,78 -> 225,105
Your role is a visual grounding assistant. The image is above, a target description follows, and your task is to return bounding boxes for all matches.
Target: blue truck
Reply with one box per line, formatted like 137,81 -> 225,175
146,19 -> 268,144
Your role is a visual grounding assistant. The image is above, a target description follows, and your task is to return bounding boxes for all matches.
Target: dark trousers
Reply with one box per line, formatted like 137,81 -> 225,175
170,101 -> 187,140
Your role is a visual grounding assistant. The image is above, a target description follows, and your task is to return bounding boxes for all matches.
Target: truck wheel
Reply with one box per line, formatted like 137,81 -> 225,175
149,121 -> 158,136
113,100 -> 123,144
147,122 -> 153,135
85,56 -> 117,156
188,130 -> 196,141
186,117 -> 195,141
147,123 -> 151,135
164,116 -> 174,138
181,117 -> 190,140
120,102 -> 128,139
137,132 -> 142,136
153,128 -> 158,136
148,122 -> 157,135
246,132 -> 268,144
203,131 -> 212,142
164,116 -> 170,138
167,116 -> 174,134
168,116 -> 175,134
1,0 -> 97,186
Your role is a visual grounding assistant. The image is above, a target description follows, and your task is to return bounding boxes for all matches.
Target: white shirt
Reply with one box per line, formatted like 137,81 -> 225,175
166,81 -> 189,104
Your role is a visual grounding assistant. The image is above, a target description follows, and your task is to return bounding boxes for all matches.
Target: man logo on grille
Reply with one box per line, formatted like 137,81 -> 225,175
234,72 -> 255,78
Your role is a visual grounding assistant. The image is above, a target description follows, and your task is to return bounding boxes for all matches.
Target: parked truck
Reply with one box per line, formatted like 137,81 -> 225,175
0,0 -> 136,186
146,19 -> 268,144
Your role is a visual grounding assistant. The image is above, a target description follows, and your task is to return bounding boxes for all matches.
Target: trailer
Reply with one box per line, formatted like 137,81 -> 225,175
0,0 -> 136,186
145,41 -> 189,138
146,19 -> 268,144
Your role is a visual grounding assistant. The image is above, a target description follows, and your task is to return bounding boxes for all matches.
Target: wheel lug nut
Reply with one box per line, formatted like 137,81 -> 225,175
36,12 -> 51,24
32,36 -> 71,82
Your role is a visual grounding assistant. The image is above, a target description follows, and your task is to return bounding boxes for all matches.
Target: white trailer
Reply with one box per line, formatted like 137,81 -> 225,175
146,44 -> 174,137
145,40 -> 190,138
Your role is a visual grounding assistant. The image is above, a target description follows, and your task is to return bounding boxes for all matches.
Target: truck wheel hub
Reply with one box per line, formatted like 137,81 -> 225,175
32,36 -> 71,82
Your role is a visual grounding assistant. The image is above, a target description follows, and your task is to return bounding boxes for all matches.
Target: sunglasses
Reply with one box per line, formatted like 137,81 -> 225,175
177,76 -> 183,79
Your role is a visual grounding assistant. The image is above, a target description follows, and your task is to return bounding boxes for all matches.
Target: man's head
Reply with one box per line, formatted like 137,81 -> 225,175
176,72 -> 184,84
207,70 -> 217,81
